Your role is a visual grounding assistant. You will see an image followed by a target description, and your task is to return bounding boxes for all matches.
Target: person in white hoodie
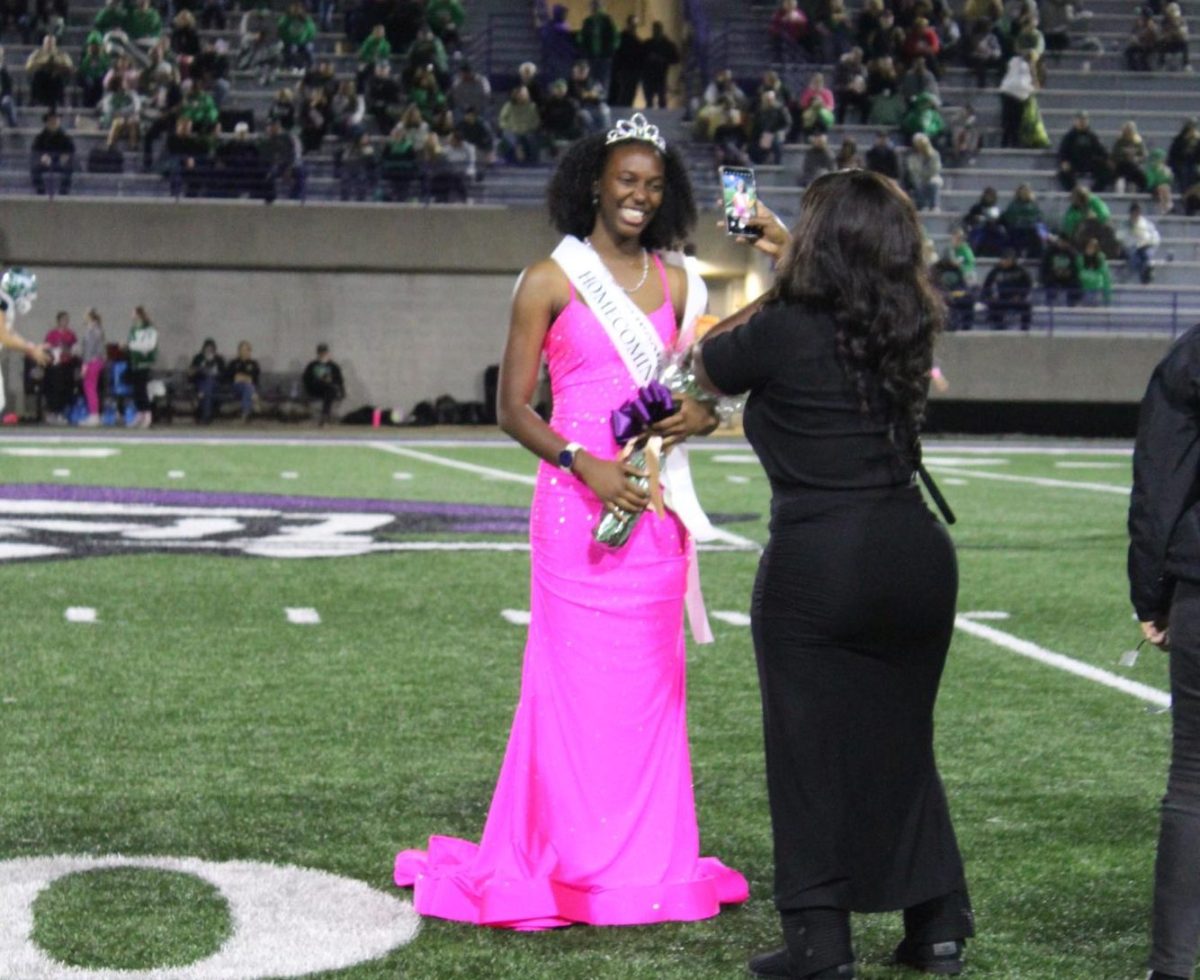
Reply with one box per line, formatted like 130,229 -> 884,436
1123,201 -> 1163,284
997,53 -> 1035,148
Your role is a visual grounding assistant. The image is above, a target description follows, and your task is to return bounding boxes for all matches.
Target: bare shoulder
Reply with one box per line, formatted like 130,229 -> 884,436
518,258 -> 571,301
512,257 -> 572,325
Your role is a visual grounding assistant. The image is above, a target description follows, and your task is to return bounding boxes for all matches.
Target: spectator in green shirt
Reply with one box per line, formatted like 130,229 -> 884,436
77,31 -> 111,107
278,2 -> 316,70
1076,237 -> 1112,305
999,183 -> 1045,258
1060,185 -> 1111,241
357,24 -> 389,90
125,305 -> 157,428
942,226 -> 977,284
93,0 -> 127,35
180,82 -> 218,133
126,0 -> 162,44
578,0 -> 618,95
426,0 -> 464,49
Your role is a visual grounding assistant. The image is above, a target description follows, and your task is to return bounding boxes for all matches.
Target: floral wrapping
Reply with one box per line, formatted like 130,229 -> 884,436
593,348 -> 742,547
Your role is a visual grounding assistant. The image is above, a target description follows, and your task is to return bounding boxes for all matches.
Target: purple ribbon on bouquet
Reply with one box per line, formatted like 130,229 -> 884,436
611,380 -> 676,445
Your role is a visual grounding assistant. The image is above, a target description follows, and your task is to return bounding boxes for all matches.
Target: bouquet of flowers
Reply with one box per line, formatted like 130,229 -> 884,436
594,348 -> 734,547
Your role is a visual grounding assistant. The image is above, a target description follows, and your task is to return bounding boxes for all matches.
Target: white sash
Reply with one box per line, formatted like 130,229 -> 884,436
551,235 -> 664,385
552,235 -> 715,644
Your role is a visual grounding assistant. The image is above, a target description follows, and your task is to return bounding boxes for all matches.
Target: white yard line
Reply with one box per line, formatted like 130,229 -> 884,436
955,613 -> 1169,708
0,447 -> 119,457
927,466 -> 1130,496
370,442 -> 537,485
0,434 -> 1135,454
369,442 -> 761,550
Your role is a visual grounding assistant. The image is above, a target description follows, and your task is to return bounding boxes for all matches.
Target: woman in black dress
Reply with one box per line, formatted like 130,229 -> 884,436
695,170 -> 974,979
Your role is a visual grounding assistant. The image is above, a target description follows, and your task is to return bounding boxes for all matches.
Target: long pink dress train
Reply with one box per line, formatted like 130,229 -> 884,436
394,256 -> 749,929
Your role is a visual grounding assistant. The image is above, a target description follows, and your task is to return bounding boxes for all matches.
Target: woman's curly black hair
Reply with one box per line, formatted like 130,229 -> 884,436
545,133 -> 697,251
767,169 -> 945,461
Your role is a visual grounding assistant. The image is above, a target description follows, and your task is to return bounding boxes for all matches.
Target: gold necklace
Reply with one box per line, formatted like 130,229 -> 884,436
585,238 -> 650,293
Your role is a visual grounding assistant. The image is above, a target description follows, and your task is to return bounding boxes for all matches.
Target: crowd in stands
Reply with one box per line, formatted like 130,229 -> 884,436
925,180 -> 1165,328
9,0 -> 701,199
674,0 -> 1199,327
5,0 -> 1200,328
22,304 -> 345,426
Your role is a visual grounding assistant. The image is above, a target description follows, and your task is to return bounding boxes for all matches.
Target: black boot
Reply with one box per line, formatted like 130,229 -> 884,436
893,884 -> 974,974
748,947 -> 854,979
749,907 -> 855,979
891,937 -> 965,975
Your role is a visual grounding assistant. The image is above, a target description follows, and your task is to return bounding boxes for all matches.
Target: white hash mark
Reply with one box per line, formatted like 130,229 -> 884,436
712,611 -> 751,626
285,607 -> 321,625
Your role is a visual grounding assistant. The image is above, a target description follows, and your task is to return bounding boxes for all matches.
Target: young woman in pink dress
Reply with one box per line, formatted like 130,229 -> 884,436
394,119 -> 749,929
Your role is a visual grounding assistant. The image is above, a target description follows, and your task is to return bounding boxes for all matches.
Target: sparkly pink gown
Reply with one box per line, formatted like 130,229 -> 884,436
394,256 -> 749,929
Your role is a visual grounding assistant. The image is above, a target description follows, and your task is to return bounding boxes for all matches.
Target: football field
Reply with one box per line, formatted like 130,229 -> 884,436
0,432 -> 1168,979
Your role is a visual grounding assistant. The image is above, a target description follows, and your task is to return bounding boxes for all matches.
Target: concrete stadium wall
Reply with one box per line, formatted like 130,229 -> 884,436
931,332 -> 1173,404
0,198 -> 1180,418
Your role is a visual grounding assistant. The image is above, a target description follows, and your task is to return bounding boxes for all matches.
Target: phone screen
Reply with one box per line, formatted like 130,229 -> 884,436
720,166 -> 761,239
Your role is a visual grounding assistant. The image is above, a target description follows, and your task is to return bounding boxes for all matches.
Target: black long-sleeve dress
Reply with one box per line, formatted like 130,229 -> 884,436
701,304 -> 971,915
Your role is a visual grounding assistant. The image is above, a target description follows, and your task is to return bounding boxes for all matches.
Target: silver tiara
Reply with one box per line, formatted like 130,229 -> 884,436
605,113 -> 666,152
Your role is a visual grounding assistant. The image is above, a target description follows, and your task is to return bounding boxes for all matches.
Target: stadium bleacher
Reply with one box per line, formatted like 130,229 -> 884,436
2,0 -> 1198,331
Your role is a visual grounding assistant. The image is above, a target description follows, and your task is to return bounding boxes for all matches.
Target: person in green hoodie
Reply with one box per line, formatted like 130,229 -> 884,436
356,24 -> 389,90
77,31 -> 111,107
126,305 -> 157,428
180,82 -> 218,133
942,226 -> 977,283
1076,237 -> 1112,305
999,182 -> 1045,258
278,2 -> 315,70
426,0 -> 465,49
125,0 -> 161,45
1145,148 -> 1175,214
93,0 -> 127,35
1060,185 -> 1111,242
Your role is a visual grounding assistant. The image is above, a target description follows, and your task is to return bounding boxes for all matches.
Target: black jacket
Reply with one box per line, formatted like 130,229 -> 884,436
303,358 -> 344,396
1129,324 -> 1200,618
982,262 -> 1031,302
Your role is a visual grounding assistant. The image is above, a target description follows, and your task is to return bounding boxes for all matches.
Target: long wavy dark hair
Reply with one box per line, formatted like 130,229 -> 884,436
767,169 -> 944,460
545,133 -> 697,251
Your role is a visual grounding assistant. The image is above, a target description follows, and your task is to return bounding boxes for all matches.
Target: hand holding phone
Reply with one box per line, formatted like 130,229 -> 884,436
719,165 -> 762,240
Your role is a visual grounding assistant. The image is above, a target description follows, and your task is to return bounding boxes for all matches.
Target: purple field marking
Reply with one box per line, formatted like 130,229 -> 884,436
0,483 -> 528,520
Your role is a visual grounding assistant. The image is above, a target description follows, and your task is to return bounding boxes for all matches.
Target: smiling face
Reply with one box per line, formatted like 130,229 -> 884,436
593,142 -> 665,242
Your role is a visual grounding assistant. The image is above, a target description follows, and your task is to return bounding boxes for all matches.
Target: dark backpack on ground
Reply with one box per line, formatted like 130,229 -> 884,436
87,146 -> 124,173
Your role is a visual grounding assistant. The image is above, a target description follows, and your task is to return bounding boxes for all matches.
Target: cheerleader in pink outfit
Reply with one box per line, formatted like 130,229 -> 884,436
394,117 -> 749,929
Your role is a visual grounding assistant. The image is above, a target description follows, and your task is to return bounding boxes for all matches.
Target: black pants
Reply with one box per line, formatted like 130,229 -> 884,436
999,94 -> 1024,148
987,300 -> 1032,330
128,367 -> 152,411
42,362 -> 75,414
306,380 -> 340,418
1152,581 -> 1200,976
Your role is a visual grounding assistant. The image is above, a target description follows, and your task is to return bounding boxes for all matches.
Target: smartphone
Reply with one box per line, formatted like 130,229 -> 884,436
719,166 -> 762,240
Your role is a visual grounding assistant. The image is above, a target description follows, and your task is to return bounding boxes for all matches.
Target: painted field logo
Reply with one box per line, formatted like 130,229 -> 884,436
0,855 -> 420,978
0,484 -> 532,562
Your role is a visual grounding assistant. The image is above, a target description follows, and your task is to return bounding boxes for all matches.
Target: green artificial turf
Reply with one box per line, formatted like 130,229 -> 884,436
0,435 -> 1170,978
31,867 -> 232,969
